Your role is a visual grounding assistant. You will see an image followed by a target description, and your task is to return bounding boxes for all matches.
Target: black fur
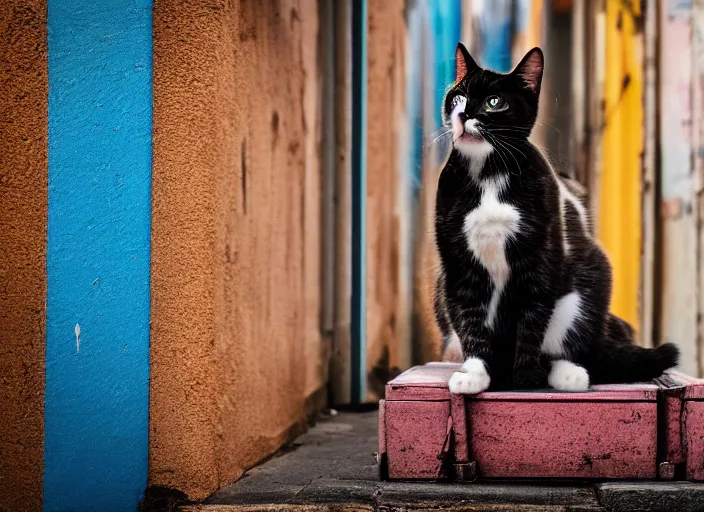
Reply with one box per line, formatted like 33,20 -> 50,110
435,43 -> 679,389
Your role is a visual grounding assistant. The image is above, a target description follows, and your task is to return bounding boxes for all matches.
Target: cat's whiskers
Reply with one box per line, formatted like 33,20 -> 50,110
536,121 -> 561,135
499,144 -> 523,186
485,134 -> 524,188
493,138 -> 522,170
489,126 -> 529,131
485,135 -> 511,175
495,136 -> 529,144
488,128 -> 531,138
427,127 -> 453,146
488,126 -> 530,133
493,136 -> 528,161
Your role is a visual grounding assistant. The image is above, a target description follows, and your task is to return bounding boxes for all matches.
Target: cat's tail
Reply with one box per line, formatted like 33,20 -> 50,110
588,342 -> 680,385
587,316 -> 680,384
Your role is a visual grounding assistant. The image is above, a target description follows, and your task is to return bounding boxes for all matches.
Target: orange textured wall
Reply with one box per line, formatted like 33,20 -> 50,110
365,0 -> 408,400
0,2 -> 47,511
150,0 -> 325,500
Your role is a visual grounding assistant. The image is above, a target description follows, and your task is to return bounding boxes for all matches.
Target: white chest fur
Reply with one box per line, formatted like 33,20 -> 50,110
462,177 -> 521,329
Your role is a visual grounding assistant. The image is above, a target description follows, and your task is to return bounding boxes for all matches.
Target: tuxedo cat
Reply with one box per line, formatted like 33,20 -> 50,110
434,43 -> 679,393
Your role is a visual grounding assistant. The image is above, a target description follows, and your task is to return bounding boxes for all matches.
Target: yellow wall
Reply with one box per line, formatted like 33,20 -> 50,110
597,1 -> 642,332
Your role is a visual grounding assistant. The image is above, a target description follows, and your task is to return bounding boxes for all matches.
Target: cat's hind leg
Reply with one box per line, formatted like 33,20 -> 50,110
541,247 -> 612,391
541,291 -> 593,391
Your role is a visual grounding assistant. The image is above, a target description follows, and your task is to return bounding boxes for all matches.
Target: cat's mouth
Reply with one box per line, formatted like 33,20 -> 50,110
453,117 -> 486,145
453,120 -> 494,159
458,131 -> 485,143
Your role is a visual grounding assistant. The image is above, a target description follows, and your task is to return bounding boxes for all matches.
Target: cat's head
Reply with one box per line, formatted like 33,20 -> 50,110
443,43 -> 543,160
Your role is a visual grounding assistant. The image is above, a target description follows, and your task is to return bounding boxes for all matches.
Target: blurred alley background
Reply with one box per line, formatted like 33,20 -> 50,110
2,0 -> 703,510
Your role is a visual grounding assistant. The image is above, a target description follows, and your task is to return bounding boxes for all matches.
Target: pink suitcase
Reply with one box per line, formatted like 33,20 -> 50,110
378,362 -> 704,482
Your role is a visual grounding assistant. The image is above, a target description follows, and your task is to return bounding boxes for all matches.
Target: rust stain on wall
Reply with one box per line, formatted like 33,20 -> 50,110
0,2 -> 48,510
151,0 -> 325,500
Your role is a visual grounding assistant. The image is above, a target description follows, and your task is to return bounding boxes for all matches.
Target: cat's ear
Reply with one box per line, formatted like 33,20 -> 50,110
512,47 -> 544,94
455,42 -> 479,83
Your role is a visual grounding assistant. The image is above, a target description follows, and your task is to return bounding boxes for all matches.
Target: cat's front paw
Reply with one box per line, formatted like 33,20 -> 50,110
548,360 -> 589,391
449,357 -> 490,394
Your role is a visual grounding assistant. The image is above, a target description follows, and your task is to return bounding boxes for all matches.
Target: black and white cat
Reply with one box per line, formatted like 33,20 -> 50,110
435,43 -> 679,393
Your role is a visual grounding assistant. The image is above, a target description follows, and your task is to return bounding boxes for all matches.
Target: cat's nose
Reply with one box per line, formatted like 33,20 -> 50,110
458,112 -> 469,124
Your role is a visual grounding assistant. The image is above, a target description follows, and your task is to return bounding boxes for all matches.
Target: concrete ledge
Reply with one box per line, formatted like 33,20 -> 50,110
378,482 -> 600,508
596,482 -> 704,512
183,507 -> 373,512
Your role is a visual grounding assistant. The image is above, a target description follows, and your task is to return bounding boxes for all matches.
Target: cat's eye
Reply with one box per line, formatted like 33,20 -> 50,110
483,95 -> 508,112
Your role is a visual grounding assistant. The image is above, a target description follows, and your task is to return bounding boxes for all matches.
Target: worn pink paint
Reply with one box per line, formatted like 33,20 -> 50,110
386,363 -> 658,401
382,364 -> 668,481
685,400 -> 704,481
662,389 -> 685,465
451,394 -> 469,462
675,372 -> 704,400
385,363 -> 457,401
469,400 -> 657,478
378,399 -> 386,465
384,399 -> 451,480
473,386 -> 657,401
657,370 -> 704,481
656,375 -> 686,469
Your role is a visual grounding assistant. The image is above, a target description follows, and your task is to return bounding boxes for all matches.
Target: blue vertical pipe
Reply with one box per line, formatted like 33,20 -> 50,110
431,0 -> 463,129
407,1 -> 424,197
428,0 -> 462,168
351,0 -> 368,403
478,0 -> 513,72
45,1 -> 152,510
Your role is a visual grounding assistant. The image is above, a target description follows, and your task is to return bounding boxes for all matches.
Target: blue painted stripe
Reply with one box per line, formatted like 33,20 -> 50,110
351,0 -> 368,403
45,1 -> 152,510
